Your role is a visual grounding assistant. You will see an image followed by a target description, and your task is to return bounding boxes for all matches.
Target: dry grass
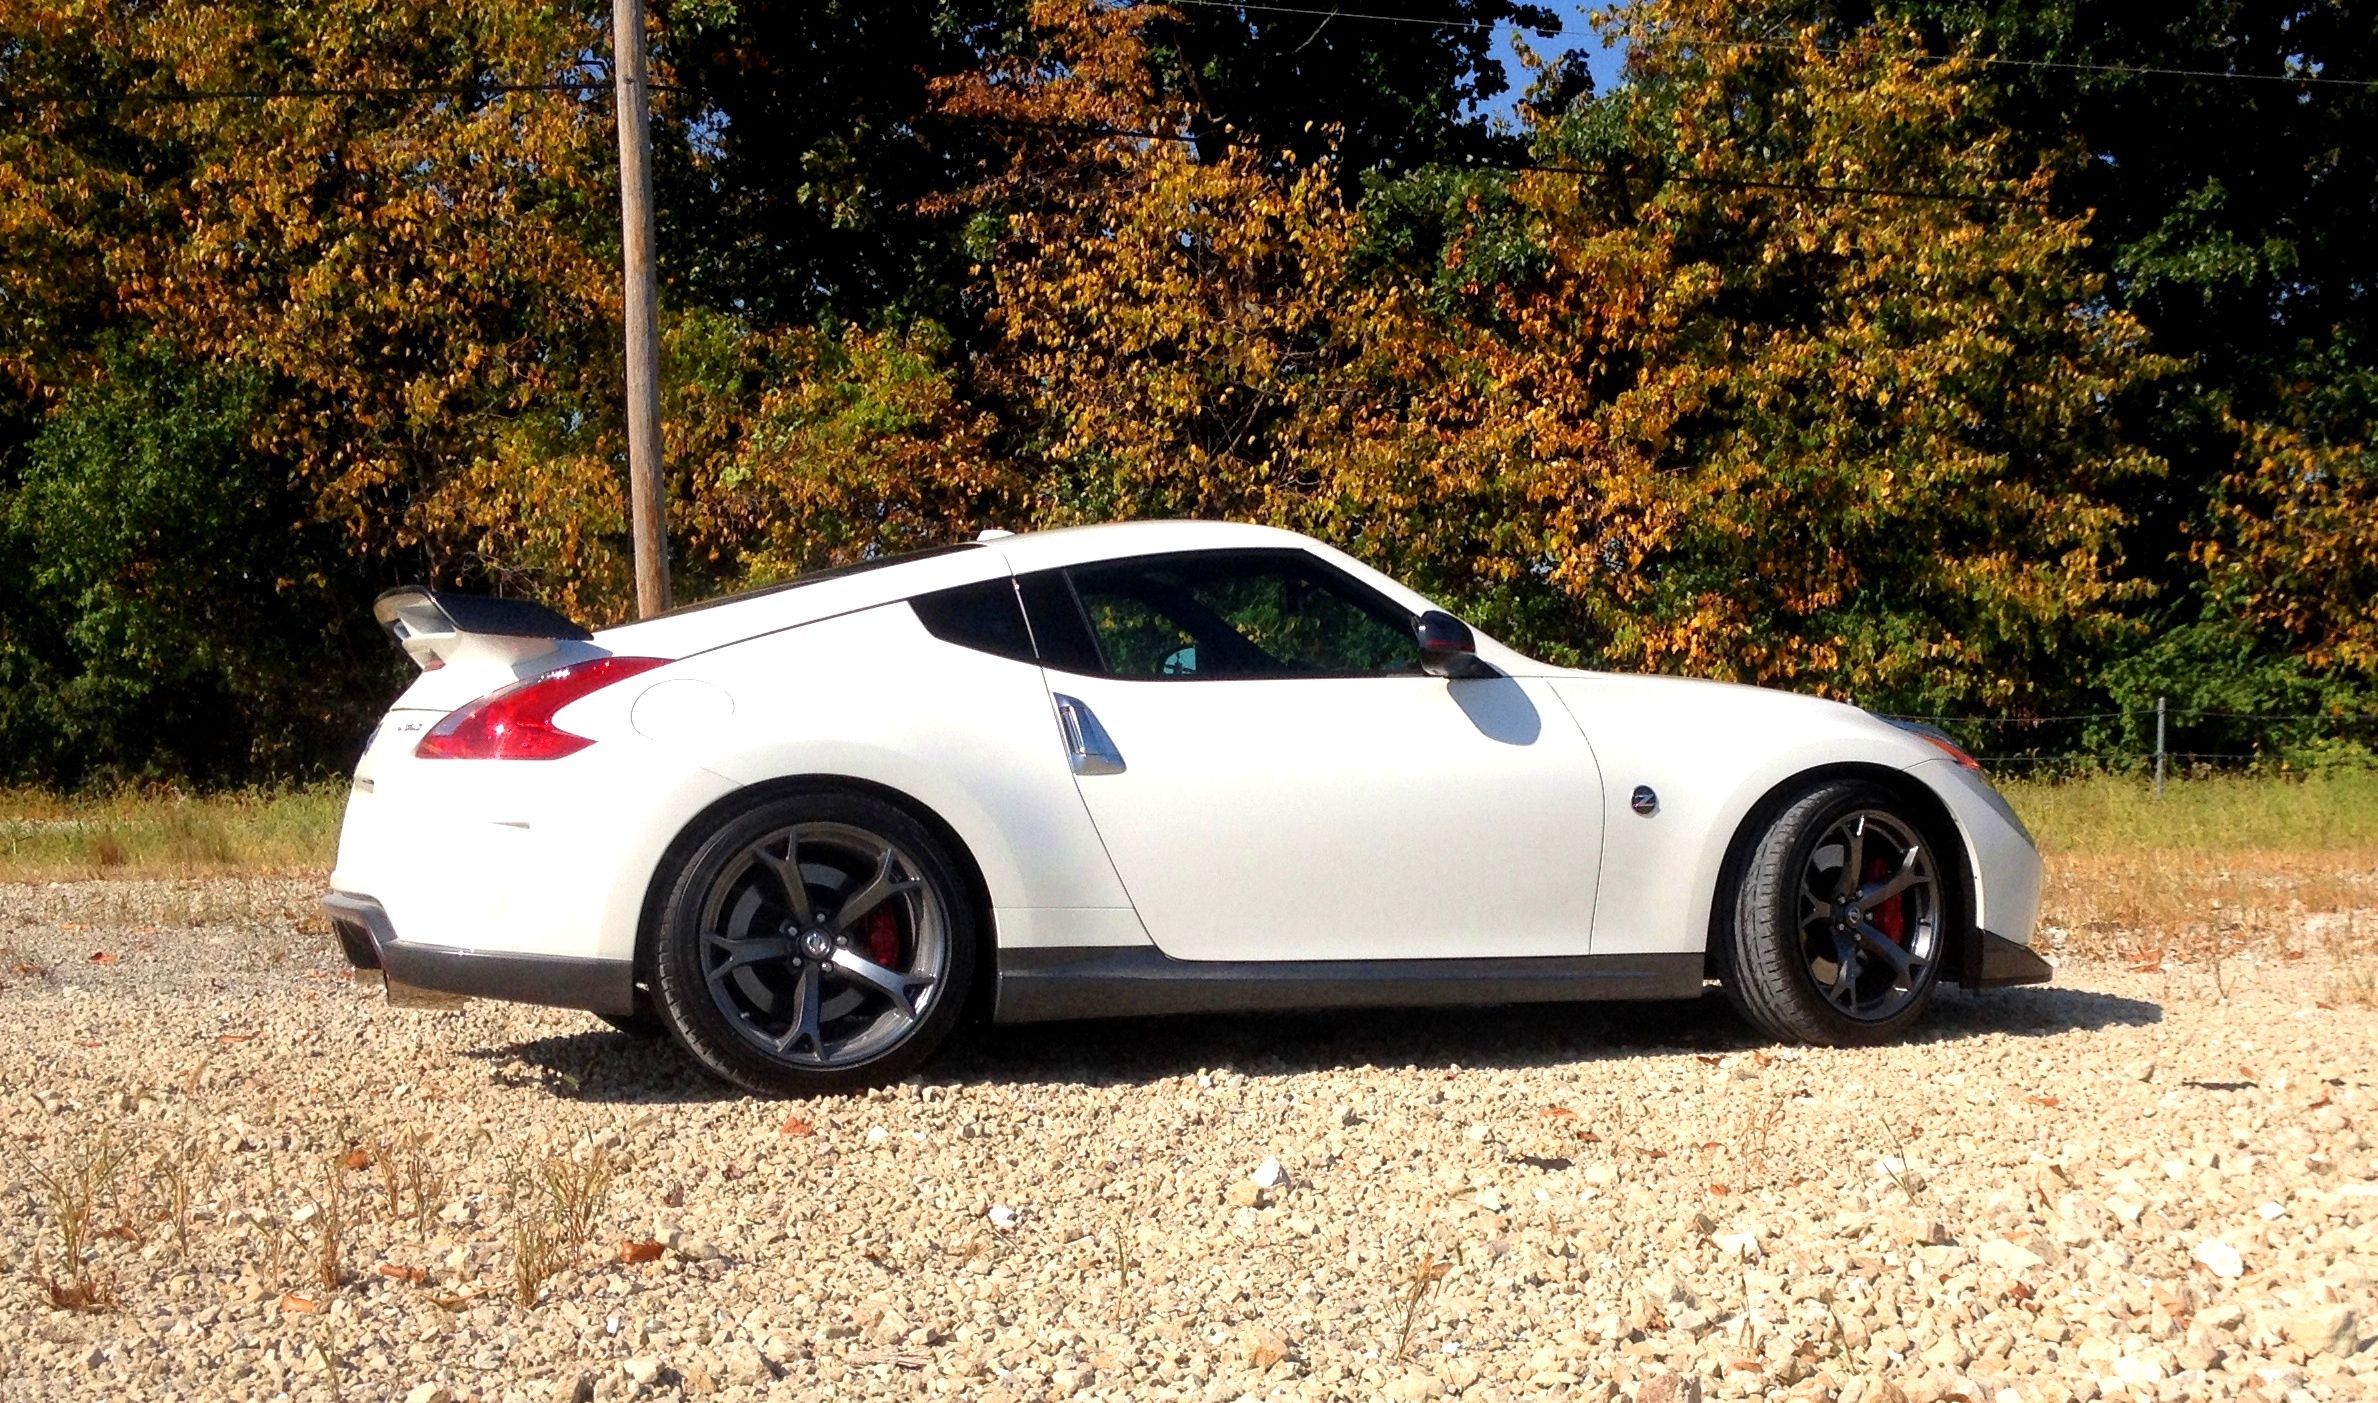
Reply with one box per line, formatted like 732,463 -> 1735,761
0,784 -> 345,882
34,1134 -> 132,1311
2003,770 -> 2378,962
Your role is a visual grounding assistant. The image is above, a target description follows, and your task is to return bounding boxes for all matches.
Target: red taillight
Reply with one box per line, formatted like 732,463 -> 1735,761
415,656 -> 668,760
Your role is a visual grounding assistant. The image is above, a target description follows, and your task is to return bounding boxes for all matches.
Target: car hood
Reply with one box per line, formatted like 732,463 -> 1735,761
1540,669 -> 1939,768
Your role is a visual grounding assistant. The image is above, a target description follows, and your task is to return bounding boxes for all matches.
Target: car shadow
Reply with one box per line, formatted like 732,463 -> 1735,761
468,981 -> 2162,1103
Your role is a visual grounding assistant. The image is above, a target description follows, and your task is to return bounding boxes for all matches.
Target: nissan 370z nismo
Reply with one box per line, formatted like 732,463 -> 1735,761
325,520 -> 2048,1095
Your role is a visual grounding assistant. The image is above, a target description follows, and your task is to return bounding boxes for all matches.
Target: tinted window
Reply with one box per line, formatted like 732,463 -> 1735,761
911,578 -> 1035,663
1015,570 -> 1104,675
1065,551 -> 1420,680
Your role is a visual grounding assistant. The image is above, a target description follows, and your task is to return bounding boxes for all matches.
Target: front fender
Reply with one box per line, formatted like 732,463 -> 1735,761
1546,675 -> 2020,958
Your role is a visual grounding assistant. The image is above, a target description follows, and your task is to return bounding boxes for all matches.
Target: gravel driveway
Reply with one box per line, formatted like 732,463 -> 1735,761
2,877 -> 2373,1403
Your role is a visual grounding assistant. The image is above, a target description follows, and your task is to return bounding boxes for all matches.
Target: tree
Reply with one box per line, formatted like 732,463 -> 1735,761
1,341 -> 386,783
1830,0 -> 2378,706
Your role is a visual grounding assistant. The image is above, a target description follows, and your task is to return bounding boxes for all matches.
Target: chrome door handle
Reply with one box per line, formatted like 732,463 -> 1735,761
1053,694 -> 1127,776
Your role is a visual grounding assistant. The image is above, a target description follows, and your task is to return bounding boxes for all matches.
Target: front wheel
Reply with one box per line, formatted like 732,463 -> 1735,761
651,789 -> 978,1095
1717,780 -> 1950,1045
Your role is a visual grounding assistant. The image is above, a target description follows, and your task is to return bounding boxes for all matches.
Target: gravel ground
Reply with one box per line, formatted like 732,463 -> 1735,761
1,877 -> 2374,1403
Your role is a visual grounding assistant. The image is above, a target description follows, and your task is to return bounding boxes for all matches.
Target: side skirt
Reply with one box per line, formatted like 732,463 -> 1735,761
993,946 -> 1707,1024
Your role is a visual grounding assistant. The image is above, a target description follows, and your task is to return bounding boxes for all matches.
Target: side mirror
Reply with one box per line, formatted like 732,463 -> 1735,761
1414,610 -> 1500,680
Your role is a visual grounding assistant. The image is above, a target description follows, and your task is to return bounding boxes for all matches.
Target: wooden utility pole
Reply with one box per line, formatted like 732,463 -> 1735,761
613,0 -> 670,616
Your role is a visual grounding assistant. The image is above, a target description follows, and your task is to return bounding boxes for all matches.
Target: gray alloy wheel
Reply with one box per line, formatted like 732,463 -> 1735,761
653,790 -> 976,1095
1793,808 -> 1943,1022
1718,779 -> 1950,1046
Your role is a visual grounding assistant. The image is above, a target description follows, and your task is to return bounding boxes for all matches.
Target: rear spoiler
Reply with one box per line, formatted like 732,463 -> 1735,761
372,586 -> 593,672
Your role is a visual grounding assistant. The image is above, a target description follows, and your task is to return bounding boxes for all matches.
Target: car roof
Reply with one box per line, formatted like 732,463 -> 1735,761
596,519 -> 1320,657
989,518 -> 1309,571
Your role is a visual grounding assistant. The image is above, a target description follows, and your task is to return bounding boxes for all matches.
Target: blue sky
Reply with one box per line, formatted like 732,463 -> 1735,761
1482,1 -> 1628,121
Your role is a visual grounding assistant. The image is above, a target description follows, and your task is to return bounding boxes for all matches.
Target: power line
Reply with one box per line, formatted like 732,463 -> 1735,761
0,80 -> 615,108
989,115 -> 2044,205
1151,0 -> 2378,91
1512,160 -> 2045,207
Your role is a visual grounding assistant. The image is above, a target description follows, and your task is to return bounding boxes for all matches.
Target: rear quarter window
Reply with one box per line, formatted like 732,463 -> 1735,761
910,578 -> 1036,664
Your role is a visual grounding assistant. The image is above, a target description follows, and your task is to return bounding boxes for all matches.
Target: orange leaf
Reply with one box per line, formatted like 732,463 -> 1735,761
2025,1094 -> 2060,1109
278,1292 -> 323,1314
1708,1183 -> 1730,1196
88,951 -> 119,966
618,1239 -> 665,1264
1540,1106 -> 1578,1120
217,1033 -> 257,1045
376,1263 -> 428,1284
1695,1055 -> 1722,1066
1575,1130 -> 1601,1143
341,1148 -> 373,1171
778,1114 -> 814,1137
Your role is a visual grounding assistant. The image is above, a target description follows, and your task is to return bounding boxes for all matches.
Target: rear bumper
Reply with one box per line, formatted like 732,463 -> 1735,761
322,891 -> 636,1015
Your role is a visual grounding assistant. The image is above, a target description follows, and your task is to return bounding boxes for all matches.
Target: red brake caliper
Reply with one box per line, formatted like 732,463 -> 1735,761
1866,856 -> 1907,943
865,907 -> 902,967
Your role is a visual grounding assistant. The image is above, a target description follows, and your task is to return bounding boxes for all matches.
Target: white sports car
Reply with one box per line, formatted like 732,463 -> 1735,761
326,520 -> 2047,1094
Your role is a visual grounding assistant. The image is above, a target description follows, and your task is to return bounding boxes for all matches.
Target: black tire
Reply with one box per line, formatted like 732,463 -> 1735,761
651,787 -> 978,1095
596,1010 -> 670,1039
1717,779 -> 1952,1046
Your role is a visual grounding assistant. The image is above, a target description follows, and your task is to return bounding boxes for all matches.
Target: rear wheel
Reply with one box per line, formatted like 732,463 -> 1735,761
652,789 -> 977,1095
1718,779 -> 1949,1045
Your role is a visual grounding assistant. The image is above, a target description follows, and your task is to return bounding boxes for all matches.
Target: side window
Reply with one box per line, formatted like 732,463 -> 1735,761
910,578 -> 1035,663
1064,551 -> 1421,680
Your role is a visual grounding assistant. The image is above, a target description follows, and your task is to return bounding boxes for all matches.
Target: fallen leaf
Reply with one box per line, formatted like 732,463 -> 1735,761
2316,1000 -> 2337,1010
75,1040 -> 100,1048
1708,1183 -> 1731,1196
60,922 -> 86,932
1752,1051 -> 1773,1067
1574,1130 -> 1601,1143
278,1292 -> 322,1314
376,1263 -> 428,1284
1695,1055 -> 1723,1066
2025,1094 -> 2061,1109
103,1223 -> 142,1242
2008,1281 -> 2035,1302
778,1114 -> 815,1137
340,1148 -> 373,1171
88,951 -> 118,966
1539,1105 -> 1578,1120
2127,956 -> 2164,974
618,1239 -> 664,1264
217,1033 -> 257,1045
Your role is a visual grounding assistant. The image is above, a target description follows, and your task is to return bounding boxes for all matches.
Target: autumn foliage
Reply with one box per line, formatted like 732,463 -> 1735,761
0,0 -> 2371,782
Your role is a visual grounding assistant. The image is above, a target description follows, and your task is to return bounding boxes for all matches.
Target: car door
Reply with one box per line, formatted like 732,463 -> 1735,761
1018,547 -> 1605,963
